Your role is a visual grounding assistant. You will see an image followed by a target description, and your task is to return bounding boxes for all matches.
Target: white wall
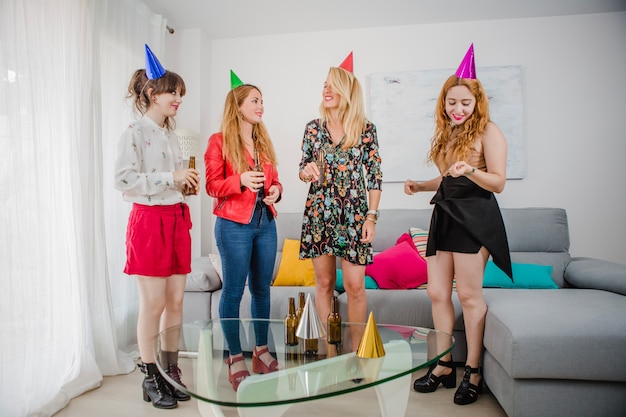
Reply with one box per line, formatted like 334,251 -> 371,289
172,12 -> 626,264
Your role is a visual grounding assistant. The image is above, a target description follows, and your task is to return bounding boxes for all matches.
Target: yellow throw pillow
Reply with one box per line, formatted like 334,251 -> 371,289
272,239 -> 316,286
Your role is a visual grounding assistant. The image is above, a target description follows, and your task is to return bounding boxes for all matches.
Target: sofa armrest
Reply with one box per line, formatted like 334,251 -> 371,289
185,256 -> 222,292
564,257 -> 626,295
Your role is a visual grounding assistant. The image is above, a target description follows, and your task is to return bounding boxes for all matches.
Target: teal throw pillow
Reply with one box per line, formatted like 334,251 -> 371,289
335,269 -> 379,293
483,261 -> 557,289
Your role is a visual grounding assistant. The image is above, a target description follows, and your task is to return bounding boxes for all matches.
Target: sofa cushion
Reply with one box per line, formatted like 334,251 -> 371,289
335,269 -> 379,292
185,256 -> 222,292
365,239 -> 428,289
483,261 -> 557,289
409,227 -> 428,258
483,289 -> 626,382
272,238 -> 316,286
565,257 -> 626,296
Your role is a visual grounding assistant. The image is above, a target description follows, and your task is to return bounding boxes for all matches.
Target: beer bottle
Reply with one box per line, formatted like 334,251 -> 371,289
316,148 -> 326,187
296,292 -> 305,324
327,296 -> 342,345
285,297 -> 298,346
182,156 -> 196,195
253,146 -> 263,172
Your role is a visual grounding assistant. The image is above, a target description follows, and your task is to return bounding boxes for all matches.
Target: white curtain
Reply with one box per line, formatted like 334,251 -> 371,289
0,1 -> 169,416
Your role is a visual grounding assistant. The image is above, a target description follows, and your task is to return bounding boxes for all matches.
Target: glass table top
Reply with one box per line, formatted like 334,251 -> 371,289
155,318 -> 454,408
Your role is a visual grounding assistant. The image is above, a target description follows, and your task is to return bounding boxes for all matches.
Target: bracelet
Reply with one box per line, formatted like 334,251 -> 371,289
365,216 -> 377,224
366,209 -> 380,219
467,167 -> 476,176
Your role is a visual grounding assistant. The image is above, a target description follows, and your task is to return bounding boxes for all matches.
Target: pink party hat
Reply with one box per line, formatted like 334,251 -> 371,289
339,52 -> 353,73
230,69 -> 244,89
145,44 -> 166,80
454,43 -> 476,79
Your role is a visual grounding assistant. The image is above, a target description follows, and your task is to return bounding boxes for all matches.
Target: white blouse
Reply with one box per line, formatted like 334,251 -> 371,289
114,115 -> 184,205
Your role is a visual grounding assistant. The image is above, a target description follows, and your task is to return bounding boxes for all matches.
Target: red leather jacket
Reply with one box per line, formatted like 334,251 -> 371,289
204,133 -> 282,224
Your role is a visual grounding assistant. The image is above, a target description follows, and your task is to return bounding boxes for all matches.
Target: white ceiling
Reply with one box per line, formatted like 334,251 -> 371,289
142,0 -> 626,39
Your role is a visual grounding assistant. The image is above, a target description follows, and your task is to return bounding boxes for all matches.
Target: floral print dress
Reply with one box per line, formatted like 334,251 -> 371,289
298,119 -> 383,265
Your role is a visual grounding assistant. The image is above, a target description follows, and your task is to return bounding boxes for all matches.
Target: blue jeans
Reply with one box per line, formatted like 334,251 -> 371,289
215,204 -> 277,355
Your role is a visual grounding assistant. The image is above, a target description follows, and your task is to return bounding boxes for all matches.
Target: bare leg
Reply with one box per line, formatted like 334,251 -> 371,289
454,247 -> 489,386
312,255 -> 337,323
160,274 -> 187,352
136,275 -> 167,364
425,251 -> 455,375
341,260 -> 367,350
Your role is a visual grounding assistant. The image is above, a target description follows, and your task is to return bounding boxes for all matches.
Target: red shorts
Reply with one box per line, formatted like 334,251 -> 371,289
124,203 -> 192,277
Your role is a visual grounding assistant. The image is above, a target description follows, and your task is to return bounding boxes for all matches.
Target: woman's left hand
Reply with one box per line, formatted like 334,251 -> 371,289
447,161 -> 473,178
262,185 -> 280,205
360,218 -> 376,243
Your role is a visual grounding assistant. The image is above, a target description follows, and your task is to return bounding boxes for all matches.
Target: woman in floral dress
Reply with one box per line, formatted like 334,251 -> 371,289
298,58 -> 382,347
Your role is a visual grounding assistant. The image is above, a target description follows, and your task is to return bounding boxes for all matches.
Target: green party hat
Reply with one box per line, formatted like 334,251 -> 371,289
230,70 -> 244,89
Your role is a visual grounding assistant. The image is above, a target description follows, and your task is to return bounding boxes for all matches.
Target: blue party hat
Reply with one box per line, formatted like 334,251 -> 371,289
145,44 -> 166,80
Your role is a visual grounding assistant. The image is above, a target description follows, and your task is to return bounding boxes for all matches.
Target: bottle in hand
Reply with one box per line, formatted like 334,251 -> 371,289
182,156 -> 196,196
316,148 -> 326,187
285,297 -> 298,346
327,295 -> 342,345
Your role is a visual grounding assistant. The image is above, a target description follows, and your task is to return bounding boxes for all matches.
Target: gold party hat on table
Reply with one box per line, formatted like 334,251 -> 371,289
296,294 -> 326,339
356,312 -> 386,358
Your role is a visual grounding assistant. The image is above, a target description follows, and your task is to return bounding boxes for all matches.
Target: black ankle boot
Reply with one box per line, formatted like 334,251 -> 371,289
454,365 -> 483,405
413,358 -> 456,393
165,363 -> 191,401
138,362 -> 177,409
160,351 -> 191,401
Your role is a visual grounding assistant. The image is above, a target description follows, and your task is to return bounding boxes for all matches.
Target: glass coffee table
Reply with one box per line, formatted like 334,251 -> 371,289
156,319 -> 454,417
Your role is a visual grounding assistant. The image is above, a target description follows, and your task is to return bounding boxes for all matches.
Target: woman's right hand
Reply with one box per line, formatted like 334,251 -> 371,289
299,162 -> 320,183
404,179 -> 418,195
240,170 -> 266,192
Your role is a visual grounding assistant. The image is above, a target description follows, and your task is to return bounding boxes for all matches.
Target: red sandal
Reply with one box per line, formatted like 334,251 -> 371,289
225,355 -> 250,391
252,346 -> 279,374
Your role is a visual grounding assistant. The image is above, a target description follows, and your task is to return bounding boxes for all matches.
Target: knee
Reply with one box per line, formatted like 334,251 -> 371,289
427,286 -> 451,304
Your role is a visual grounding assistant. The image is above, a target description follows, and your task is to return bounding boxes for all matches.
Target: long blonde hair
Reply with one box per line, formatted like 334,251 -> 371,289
319,67 -> 367,149
428,75 -> 490,169
220,84 -> 277,173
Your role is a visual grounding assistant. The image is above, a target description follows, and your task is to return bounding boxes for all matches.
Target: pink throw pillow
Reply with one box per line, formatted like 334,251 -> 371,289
365,240 -> 428,289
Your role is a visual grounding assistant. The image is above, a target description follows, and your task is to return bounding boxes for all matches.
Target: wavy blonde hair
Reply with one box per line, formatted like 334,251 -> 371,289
220,84 -> 277,173
428,75 -> 490,169
319,67 -> 367,149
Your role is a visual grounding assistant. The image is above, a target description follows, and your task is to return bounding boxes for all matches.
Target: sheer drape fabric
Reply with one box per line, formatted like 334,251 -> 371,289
0,1 -> 168,416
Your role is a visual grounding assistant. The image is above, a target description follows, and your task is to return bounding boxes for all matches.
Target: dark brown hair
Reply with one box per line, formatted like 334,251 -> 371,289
127,69 -> 186,130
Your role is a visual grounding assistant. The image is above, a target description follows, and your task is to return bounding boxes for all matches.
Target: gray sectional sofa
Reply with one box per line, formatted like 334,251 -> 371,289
183,207 -> 626,417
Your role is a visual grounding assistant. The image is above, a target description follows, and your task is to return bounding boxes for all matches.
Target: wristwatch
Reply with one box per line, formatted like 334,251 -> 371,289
366,210 -> 379,219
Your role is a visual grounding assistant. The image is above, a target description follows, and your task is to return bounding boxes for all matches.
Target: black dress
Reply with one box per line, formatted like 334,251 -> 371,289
426,175 -> 513,280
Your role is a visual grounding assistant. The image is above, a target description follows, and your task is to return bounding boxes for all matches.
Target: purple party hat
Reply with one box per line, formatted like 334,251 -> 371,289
454,43 -> 476,79
145,44 -> 166,80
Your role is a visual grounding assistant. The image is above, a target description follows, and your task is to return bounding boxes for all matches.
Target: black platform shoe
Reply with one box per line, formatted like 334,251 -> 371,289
138,362 -> 177,409
413,358 -> 456,393
454,365 -> 483,405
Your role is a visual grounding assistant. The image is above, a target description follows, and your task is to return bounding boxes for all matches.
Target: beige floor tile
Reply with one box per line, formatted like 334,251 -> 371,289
55,366 -> 507,416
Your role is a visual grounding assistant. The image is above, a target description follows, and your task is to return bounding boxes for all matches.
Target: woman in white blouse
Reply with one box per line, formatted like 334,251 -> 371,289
114,45 -> 199,410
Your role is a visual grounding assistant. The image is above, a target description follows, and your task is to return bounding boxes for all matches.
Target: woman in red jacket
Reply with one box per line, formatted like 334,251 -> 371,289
204,79 -> 282,391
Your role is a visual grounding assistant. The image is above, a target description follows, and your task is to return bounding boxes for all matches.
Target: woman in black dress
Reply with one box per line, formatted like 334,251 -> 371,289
404,44 -> 512,405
